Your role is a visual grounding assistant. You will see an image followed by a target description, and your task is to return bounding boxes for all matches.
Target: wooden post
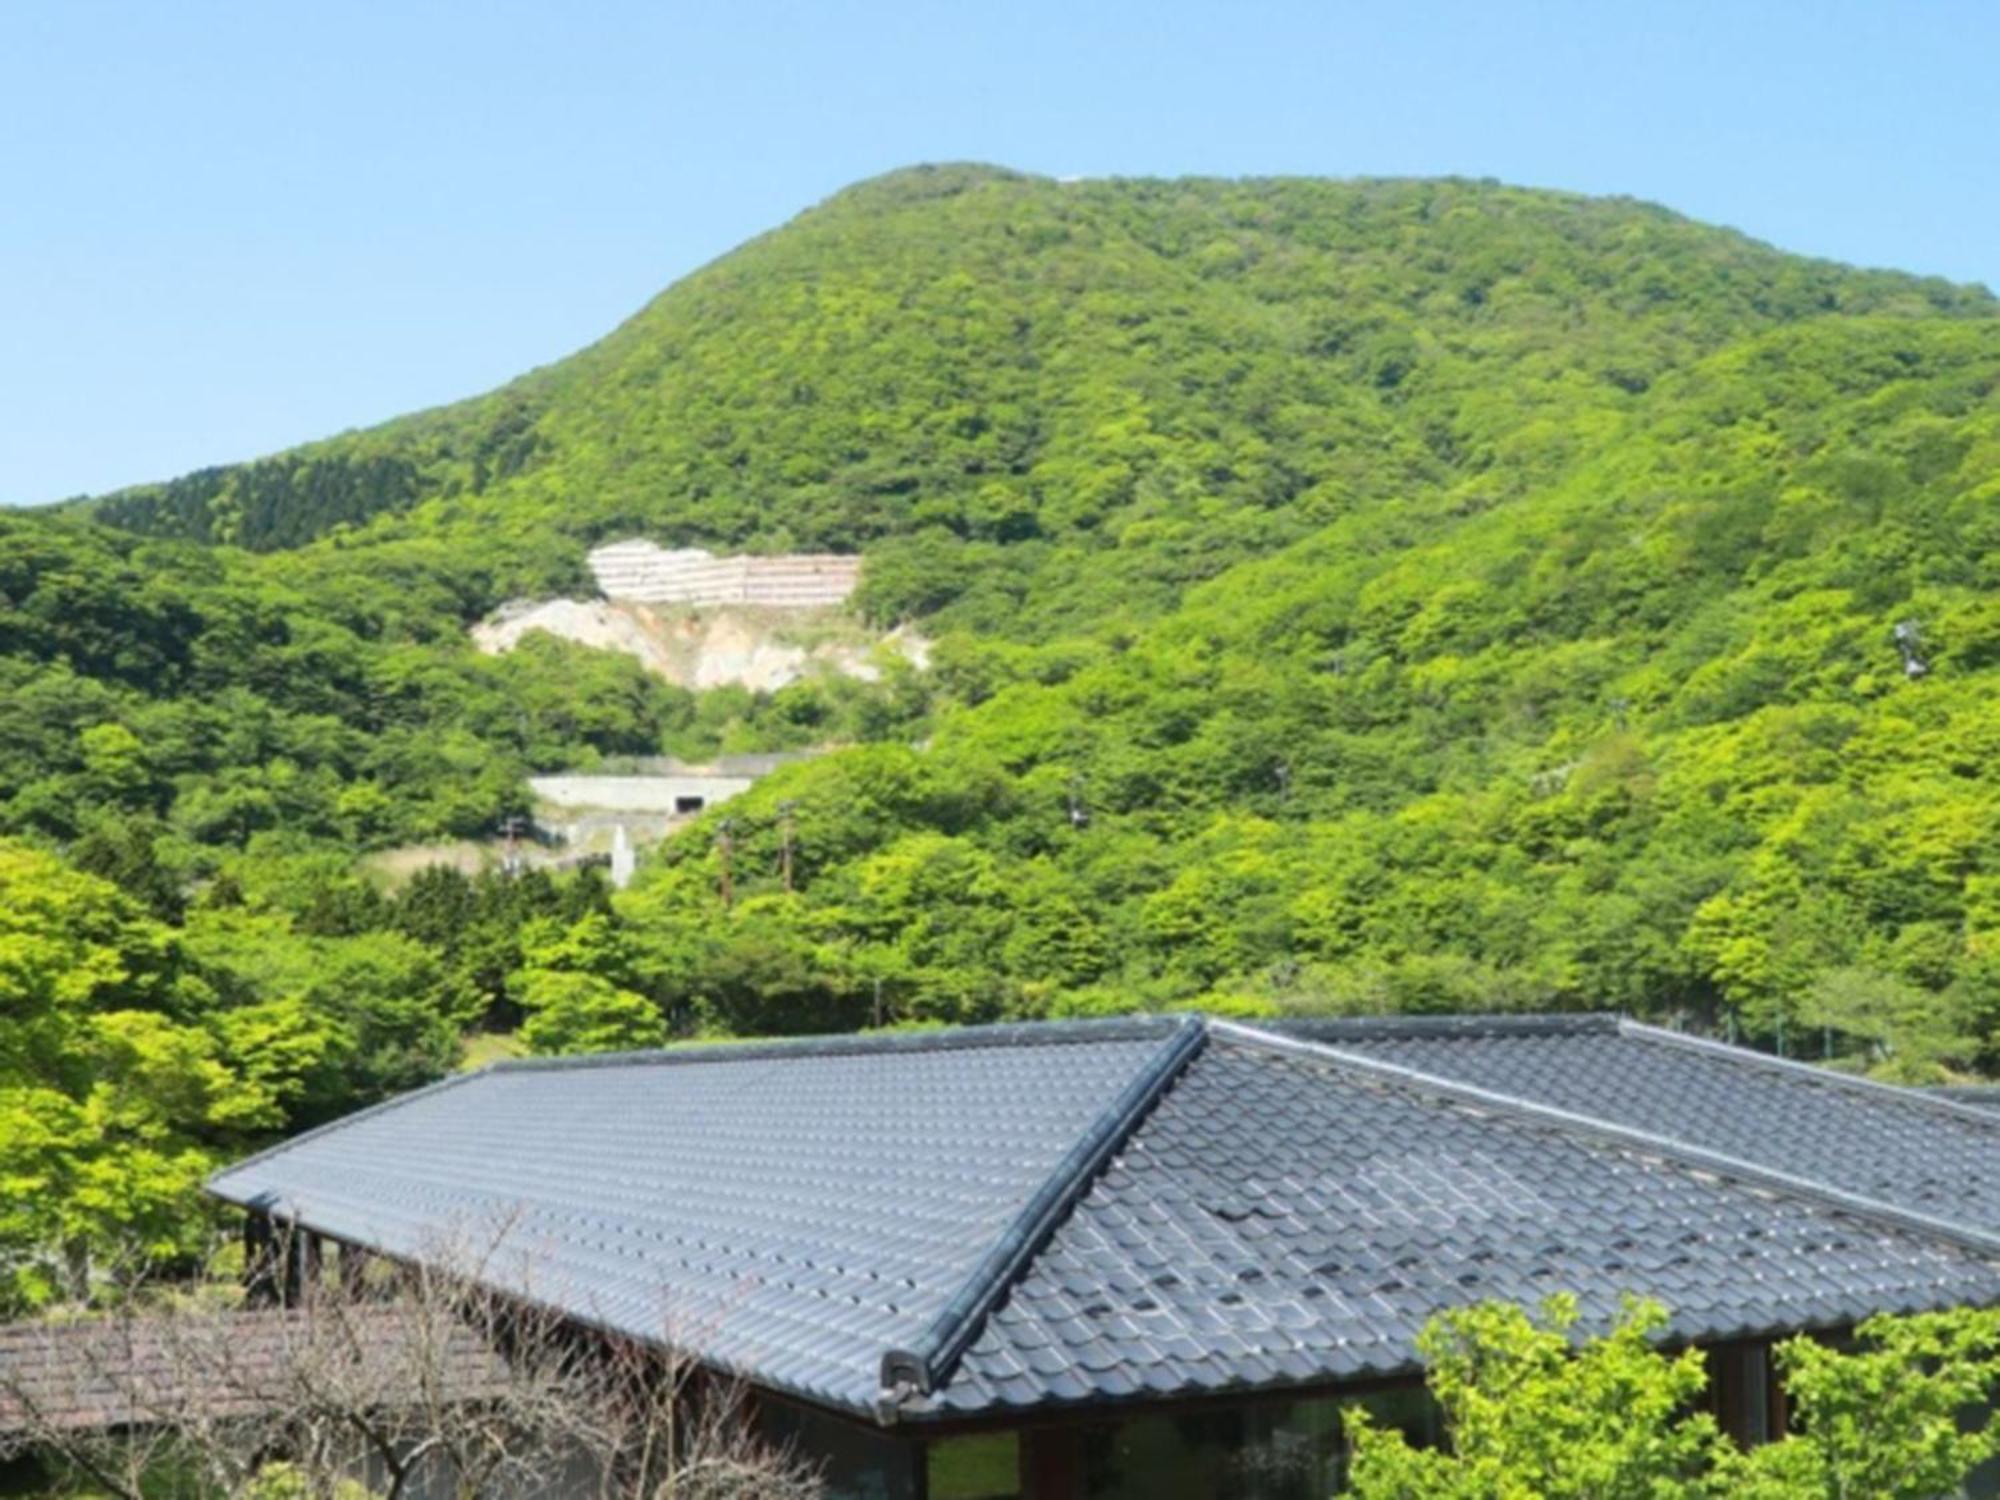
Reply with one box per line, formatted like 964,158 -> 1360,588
279,1225 -> 320,1307
338,1242 -> 370,1299
242,1211 -> 279,1307
1709,1339 -> 1775,1447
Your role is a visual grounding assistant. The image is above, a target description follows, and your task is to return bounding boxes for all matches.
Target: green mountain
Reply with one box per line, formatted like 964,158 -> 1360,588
9,163 -> 2000,1096
74,164 -> 1987,633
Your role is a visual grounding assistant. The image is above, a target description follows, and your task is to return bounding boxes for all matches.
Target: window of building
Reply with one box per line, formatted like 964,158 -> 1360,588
1076,1394 -> 1350,1499
927,1432 -> 1021,1499
675,795 -> 706,814
1709,1340 -> 1775,1448
757,1396 -> 920,1500
1332,1384 -> 1442,1490
1057,1384 -> 1437,1498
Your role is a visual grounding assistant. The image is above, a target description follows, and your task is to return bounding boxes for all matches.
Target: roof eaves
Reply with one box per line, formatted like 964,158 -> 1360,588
877,1014 -> 1209,1422
210,1180 -> 890,1421
1211,1020 -> 2000,1263
1619,1020 -> 2000,1132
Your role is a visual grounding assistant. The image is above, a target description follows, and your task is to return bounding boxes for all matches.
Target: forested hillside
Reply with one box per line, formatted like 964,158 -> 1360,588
7,165 -> 2000,1297
638,315 -> 2000,1057
76,165 -> 1984,632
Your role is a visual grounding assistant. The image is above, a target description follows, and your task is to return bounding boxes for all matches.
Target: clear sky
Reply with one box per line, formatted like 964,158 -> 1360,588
4,0 -> 1997,505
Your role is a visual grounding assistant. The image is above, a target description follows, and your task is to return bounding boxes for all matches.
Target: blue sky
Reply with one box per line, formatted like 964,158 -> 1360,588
4,0 -> 1996,505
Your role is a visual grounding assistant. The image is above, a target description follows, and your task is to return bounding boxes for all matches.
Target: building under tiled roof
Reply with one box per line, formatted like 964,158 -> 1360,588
0,1307 -> 509,1435
207,1014 -> 2000,1426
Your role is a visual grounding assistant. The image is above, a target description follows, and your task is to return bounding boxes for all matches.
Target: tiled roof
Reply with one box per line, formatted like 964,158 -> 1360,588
1936,1086 -> 2000,1115
927,1027 -> 2000,1415
0,1307 -> 509,1435
209,1015 -> 2000,1425
1282,1015 -> 2000,1233
208,1019 -> 1190,1417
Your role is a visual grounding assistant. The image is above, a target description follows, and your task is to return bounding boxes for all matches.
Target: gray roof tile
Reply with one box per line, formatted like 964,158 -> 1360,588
925,1031 -> 2000,1417
209,1020 -> 1182,1414
1288,1016 -> 2000,1231
209,1015 -> 2000,1423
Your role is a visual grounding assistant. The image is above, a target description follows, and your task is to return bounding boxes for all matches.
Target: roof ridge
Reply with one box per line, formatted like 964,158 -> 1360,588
1273,1012 -> 1620,1041
875,1014 -> 1209,1419
1936,1086 -> 2000,1106
1620,1020 -> 2000,1131
1211,1021 -> 2000,1262
484,1015 -> 1181,1074
208,1018 -> 1184,1207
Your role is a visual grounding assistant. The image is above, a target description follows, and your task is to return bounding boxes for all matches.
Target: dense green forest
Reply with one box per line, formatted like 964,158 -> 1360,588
76,163 -> 1985,636
7,165 -> 2000,1301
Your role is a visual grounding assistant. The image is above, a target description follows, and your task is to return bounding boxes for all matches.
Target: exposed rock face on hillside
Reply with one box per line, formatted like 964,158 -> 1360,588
473,598 -> 680,675
472,554 -> 925,691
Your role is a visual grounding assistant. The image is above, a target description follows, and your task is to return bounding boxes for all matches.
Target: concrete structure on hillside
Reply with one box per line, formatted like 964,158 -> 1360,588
527,754 -> 816,885
588,540 -> 862,609
528,770 -> 758,819
609,825 -> 636,890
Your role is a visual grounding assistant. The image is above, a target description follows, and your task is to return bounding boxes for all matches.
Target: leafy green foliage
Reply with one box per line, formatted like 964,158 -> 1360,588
1740,1310 -> 2000,1498
1345,1296 -> 1722,1498
1346,1298 -> 2000,1500
0,513 -> 928,879
75,169 -> 1987,609
516,970 -> 665,1056
8,166 -> 2000,1076
0,841 -> 603,1307
179,908 -> 462,1122
612,312 -> 2000,1068
505,906 -> 660,1055
0,843 -> 270,1310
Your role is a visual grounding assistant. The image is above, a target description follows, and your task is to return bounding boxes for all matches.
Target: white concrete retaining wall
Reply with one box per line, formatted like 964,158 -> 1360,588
588,540 -> 861,608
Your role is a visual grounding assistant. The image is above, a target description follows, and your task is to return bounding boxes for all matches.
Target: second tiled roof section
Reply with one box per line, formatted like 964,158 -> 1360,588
1285,1014 -> 2000,1233
927,1027 -> 2000,1415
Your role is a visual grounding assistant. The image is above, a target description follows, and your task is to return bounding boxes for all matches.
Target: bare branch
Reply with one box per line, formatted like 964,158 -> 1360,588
0,1225 -> 822,1499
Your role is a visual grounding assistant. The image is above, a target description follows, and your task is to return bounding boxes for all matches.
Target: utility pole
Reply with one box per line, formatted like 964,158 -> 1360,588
716,818 -> 735,909
499,815 -> 527,876
1894,620 -> 1930,679
778,799 -> 797,893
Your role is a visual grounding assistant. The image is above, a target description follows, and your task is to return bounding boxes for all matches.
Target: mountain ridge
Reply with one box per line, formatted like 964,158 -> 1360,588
67,166 -> 1993,630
